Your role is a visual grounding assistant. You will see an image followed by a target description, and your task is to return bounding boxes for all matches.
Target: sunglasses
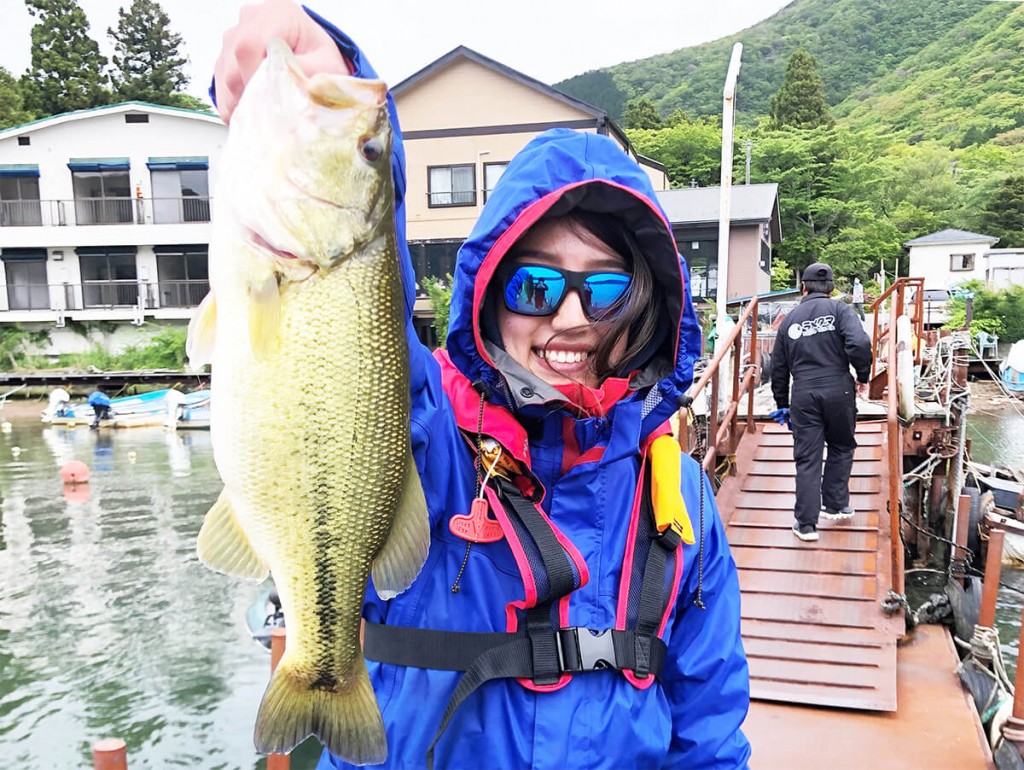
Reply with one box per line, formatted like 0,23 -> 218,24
501,264 -> 632,320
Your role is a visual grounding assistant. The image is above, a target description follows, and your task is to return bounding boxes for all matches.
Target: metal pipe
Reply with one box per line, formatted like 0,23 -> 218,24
887,283 -> 904,596
954,494 -> 972,586
713,42 -> 743,357
93,739 -> 127,770
979,528 -> 1006,628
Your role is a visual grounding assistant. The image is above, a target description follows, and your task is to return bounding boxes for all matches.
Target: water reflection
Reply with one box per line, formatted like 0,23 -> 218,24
0,424 -> 321,768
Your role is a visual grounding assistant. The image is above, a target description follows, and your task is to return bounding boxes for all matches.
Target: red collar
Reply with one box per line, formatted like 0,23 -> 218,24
553,375 -> 634,418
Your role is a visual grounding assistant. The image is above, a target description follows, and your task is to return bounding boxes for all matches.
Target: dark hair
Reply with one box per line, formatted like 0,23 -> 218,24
513,209 -> 663,382
803,279 -> 834,295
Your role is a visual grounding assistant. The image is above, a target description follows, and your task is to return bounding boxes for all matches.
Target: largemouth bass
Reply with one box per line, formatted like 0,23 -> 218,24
187,40 -> 429,765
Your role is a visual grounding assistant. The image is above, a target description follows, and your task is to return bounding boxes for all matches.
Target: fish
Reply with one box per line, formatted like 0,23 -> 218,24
186,40 -> 429,765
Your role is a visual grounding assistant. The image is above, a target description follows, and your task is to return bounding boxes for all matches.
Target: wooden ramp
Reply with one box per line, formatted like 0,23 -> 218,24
716,419 -> 903,712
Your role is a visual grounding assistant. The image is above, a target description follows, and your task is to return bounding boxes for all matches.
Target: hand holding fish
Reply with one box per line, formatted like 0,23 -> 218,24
214,0 -> 350,123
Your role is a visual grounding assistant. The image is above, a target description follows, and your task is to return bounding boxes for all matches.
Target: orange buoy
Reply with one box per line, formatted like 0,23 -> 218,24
60,460 -> 91,485
92,738 -> 127,770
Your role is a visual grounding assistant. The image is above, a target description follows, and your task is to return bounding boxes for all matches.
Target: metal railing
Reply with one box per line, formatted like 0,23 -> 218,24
0,197 -> 212,227
682,298 -> 761,480
0,280 -> 208,312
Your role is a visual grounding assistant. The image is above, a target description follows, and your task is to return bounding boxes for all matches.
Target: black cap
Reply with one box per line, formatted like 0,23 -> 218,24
802,262 -> 833,282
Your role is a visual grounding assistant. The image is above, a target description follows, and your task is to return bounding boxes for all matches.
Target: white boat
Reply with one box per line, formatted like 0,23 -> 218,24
42,388 -> 211,429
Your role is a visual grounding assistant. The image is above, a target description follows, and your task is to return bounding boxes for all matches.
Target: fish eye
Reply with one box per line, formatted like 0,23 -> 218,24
360,136 -> 384,163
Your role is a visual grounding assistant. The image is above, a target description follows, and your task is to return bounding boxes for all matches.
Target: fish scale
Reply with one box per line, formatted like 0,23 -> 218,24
189,40 -> 429,765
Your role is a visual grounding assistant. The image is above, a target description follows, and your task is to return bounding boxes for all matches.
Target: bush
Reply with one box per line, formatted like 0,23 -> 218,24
421,274 -> 453,349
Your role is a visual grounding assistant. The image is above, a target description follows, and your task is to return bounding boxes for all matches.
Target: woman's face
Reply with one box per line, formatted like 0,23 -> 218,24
495,218 -> 629,389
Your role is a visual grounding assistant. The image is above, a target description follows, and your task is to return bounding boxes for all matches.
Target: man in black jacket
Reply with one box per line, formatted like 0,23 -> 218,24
770,263 -> 873,542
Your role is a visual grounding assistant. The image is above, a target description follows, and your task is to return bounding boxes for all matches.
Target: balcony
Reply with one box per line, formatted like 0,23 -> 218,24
0,196 -> 213,227
0,279 -> 209,321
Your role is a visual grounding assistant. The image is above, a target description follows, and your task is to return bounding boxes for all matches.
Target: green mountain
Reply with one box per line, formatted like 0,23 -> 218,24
556,0 -> 999,124
834,3 -> 1024,148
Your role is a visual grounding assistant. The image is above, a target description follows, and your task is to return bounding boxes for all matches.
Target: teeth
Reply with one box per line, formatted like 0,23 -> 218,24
538,350 -> 588,364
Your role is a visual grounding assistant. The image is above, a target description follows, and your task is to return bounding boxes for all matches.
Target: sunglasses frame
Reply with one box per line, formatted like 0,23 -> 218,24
500,263 -> 632,321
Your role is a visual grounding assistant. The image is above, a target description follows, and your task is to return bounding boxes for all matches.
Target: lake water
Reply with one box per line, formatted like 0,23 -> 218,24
3,398 -> 1024,767
0,421 -> 323,769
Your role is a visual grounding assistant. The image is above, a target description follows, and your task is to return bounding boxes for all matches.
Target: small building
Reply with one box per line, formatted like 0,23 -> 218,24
0,101 -> 225,355
983,248 -> 1024,290
656,184 -> 782,304
903,229 -> 999,289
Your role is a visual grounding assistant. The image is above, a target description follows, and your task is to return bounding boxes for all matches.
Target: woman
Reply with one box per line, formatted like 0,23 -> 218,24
215,3 -> 751,768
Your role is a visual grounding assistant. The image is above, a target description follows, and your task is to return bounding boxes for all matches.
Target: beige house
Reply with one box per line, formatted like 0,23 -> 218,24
392,46 -> 668,342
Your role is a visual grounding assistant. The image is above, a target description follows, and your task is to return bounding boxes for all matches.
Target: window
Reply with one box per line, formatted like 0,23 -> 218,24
428,165 -> 475,207
156,246 -> 209,307
483,162 -> 508,203
17,137 -> 30,146
125,114 -> 149,124
79,249 -> 138,307
151,168 -> 211,223
0,174 -> 42,226
2,251 -> 49,311
408,240 -> 461,291
950,253 -> 975,271
72,169 -> 132,225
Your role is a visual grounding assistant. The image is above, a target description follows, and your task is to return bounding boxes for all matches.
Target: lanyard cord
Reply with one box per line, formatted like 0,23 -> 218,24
452,381 -> 490,594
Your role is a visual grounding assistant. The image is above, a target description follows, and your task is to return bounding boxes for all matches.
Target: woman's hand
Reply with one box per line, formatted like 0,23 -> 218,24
214,0 -> 351,123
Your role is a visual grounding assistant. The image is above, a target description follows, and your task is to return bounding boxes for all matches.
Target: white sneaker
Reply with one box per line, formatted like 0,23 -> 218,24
821,506 -> 855,521
792,523 -> 819,541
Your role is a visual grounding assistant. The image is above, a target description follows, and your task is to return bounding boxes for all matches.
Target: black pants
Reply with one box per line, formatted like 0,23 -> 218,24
790,376 -> 858,528
91,404 -> 111,428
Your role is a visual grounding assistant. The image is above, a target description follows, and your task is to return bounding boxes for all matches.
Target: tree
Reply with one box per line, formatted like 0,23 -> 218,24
623,98 -> 664,130
0,67 -> 35,128
977,175 -> 1024,249
628,118 -> 722,188
769,49 -> 834,130
23,0 -> 110,116
108,0 -> 192,107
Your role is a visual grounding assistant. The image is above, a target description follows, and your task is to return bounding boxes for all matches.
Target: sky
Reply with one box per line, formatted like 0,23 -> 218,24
0,0 -> 795,104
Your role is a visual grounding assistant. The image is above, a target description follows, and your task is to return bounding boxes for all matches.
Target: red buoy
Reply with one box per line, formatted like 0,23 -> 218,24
60,460 -> 91,485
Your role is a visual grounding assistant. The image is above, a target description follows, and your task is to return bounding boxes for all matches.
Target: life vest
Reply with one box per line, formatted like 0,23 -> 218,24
363,354 -> 702,767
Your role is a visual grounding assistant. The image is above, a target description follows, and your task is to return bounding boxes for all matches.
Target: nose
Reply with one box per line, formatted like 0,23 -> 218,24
551,288 -> 589,329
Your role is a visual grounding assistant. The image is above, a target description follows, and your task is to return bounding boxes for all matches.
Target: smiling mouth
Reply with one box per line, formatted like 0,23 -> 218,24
535,349 -> 589,365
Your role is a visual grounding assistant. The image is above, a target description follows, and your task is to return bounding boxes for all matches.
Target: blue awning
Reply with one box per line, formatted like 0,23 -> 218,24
1,248 -> 47,262
146,156 -> 209,171
67,157 -> 130,172
0,164 -> 40,178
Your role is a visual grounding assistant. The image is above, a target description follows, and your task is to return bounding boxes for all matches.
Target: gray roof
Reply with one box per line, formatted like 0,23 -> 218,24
903,228 -> 999,247
656,183 -> 781,242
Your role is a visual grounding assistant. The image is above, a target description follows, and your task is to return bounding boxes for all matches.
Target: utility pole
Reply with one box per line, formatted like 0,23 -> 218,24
714,42 -> 743,356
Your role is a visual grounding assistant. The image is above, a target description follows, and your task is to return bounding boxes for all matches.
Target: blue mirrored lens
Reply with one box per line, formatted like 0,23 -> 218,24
504,266 -> 566,315
584,274 -> 631,314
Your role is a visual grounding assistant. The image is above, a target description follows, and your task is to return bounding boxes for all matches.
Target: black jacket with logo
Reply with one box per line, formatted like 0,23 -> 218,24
771,292 -> 873,409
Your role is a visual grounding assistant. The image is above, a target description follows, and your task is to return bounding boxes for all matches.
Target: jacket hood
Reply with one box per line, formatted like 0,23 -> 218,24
445,129 -> 702,423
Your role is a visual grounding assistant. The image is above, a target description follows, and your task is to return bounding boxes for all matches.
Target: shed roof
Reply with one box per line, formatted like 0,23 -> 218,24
657,184 -> 781,242
903,228 -> 998,247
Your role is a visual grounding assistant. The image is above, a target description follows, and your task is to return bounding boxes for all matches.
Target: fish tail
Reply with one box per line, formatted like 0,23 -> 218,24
254,657 -> 386,765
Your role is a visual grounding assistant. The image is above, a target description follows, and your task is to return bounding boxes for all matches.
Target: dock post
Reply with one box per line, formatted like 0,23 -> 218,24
93,738 -> 127,770
978,528 -> 1006,630
267,628 -> 290,770
999,598 -> 1024,755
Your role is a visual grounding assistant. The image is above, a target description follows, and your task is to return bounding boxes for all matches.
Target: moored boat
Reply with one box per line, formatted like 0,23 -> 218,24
999,340 -> 1024,397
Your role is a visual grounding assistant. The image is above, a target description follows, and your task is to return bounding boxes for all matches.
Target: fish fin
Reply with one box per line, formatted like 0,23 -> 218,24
196,488 -> 269,581
372,454 -> 430,600
254,656 -> 386,764
248,271 -> 281,360
186,291 -> 217,369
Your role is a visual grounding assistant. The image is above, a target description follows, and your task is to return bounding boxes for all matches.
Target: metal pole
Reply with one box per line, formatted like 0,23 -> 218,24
979,528 -> 1006,628
714,42 -> 743,357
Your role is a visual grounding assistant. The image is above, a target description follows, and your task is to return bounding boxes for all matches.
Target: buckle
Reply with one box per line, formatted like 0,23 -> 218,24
557,627 -> 618,673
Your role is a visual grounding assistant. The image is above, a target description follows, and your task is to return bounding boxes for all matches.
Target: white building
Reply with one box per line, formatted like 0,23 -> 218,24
984,248 -> 1024,290
0,101 -> 226,355
903,229 -> 999,290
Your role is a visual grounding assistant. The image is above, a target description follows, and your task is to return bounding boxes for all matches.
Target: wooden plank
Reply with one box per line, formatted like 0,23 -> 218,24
731,491 -> 879,510
759,432 -> 883,447
751,675 -> 896,712
741,618 -> 884,647
728,527 -> 879,551
754,445 -> 882,461
729,508 -> 880,529
732,546 -> 877,575
747,460 -> 879,477
750,656 -> 888,687
738,569 -> 877,600
742,593 -> 881,628
745,636 -> 887,666
741,475 -> 882,494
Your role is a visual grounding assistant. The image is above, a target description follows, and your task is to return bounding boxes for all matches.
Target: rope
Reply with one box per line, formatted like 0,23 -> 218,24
969,625 -> 1016,696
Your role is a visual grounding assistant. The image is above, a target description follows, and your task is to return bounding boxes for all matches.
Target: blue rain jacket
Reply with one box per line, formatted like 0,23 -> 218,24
309,12 -> 750,770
